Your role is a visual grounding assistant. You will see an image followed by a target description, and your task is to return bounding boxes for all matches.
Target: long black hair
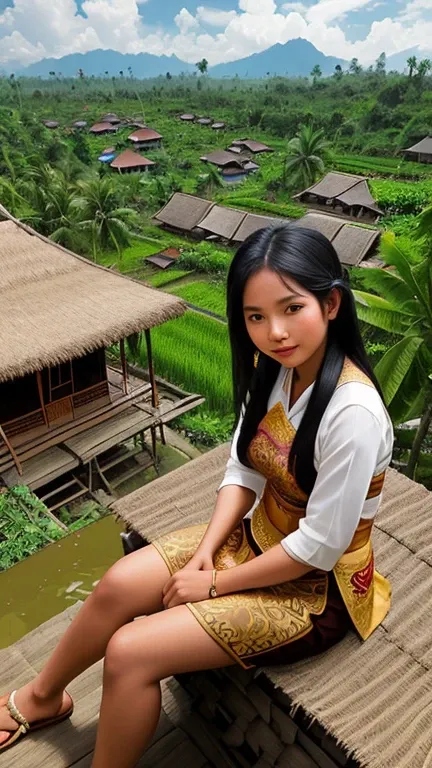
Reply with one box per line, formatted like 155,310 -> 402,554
226,223 -> 384,496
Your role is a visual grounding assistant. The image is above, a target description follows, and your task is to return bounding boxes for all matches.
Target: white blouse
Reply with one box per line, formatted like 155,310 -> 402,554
218,366 -> 394,571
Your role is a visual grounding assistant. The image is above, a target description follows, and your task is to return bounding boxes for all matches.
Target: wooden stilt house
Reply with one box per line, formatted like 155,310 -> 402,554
0,205 -> 204,507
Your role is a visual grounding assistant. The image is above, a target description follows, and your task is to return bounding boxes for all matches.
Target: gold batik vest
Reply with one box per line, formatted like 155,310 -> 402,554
247,358 -> 391,641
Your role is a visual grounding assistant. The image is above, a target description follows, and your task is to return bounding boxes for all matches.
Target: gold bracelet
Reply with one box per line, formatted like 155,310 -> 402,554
209,568 -> 217,598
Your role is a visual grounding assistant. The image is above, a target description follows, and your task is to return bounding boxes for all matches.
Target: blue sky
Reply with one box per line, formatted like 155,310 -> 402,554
0,0 -> 431,69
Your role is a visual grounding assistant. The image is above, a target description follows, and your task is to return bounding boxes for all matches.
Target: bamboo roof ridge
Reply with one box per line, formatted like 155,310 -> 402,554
112,445 -> 432,768
154,193 -> 215,232
404,136 -> 432,155
110,149 -> 154,169
0,206 -> 186,383
298,211 -> 345,240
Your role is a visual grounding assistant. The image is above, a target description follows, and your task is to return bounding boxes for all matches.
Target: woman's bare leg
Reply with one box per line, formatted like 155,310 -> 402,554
0,544 -> 171,743
92,604 -> 236,768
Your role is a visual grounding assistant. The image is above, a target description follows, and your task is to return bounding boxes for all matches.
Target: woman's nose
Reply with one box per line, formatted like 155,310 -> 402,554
268,320 -> 289,342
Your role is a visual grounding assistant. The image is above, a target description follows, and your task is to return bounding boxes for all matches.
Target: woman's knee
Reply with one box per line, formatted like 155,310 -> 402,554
92,559 -> 134,614
104,623 -> 148,679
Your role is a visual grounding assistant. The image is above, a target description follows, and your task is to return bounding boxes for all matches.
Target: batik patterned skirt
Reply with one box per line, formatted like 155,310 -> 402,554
151,518 -> 351,669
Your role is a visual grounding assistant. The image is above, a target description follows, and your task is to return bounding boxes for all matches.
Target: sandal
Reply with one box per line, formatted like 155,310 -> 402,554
0,689 -> 74,752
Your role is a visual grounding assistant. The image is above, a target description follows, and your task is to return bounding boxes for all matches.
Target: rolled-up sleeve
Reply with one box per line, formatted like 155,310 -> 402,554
281,405 -> 382,571
217,409 -> 266,501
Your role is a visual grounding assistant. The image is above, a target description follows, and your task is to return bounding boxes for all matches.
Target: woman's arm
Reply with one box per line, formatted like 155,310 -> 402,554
196,484 -> 257,556
216,544 -> 313,593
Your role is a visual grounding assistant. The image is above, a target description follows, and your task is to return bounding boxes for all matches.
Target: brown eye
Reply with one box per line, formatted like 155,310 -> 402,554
287,305 -> 302,313
248,314 -> 263,322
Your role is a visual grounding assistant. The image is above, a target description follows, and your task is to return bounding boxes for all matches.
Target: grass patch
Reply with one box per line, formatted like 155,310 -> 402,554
99,238 -> 162,272
149,269 -> 193,287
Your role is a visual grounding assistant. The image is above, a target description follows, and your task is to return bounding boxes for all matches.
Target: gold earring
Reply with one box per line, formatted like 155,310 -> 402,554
254,350 -> 260,368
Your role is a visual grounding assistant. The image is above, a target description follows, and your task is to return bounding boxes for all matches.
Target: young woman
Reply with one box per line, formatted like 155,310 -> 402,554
0,224 -> 393,767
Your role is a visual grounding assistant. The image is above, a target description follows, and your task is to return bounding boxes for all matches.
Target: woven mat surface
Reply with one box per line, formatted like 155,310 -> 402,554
113,445 -> 432,768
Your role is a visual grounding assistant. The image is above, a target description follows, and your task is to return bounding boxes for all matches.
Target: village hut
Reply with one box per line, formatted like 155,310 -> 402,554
294,172 -> 383,221
146,248 -> 181,270
128,128 -> 163,151
180,114 -> 195,122
110,149 -> 154,174
200,150 -> 259,178
404,136 -> 432,164
72,120 -> 87,130
229,138 -> 273,155
101,113 -> 121,125
89,122 -> 118,135
0,205 -> 204,505
196,117 -> 212,126
153,193 -> 215,235
111,444 -> 432,768
212,122 -> 226,131
298,212 -> 380,266
197,206 -> 248,241
42,120 -> 59,130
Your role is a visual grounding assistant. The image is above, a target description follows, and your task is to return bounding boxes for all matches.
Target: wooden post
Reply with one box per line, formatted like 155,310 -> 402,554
36,370 -> 48,426
120,339 -> 129,395
145,329 -> 159,408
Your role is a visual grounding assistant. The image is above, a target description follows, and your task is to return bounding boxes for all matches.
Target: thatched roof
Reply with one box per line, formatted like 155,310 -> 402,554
154,193 -> 215,232
332,223 -> 380,266
180,114 -> 195,121
212,122 -> 226,130
296,212 -> 379,266
101,113 -> 121,125
43,120 -> 59,129
298,212 -> 345,240
89,122 -> 117,134
230,139 -> 273,154
294,172 -> 382,215
196,118 -> 212,125
200,150 -> 246,169
198,205 -> 247,240
72,120 -> 87,129
110,149 -> 154,170
404,136 -> 432,155
0,207 -> 186,383
128,128 -> 162,143
232,213 -> 284,242
113,446 -> 432,768
337,179 -> 382,214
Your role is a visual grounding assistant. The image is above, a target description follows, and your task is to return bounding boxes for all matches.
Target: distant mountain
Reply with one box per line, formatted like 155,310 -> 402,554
209,39 -> 347,78
386,47 -> 432,73
18,49 -> 194,79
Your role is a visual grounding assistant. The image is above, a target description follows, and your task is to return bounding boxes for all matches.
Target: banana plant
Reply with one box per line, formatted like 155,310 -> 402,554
353,229 -> 432,479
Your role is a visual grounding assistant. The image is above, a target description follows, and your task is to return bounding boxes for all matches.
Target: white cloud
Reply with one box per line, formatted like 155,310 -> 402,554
0,0 -> 431,71
305,0 -> 376,25
196,6 -> 237,26
282,2 -> 308,14
174,8 -> 200,34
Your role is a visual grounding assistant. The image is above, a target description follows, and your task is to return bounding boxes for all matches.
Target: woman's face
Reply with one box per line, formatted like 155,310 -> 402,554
242,267 -> 341,369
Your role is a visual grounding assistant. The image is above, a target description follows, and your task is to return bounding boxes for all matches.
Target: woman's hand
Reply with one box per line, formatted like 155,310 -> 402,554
162,567 -> 215,609
182,549 -> 214,572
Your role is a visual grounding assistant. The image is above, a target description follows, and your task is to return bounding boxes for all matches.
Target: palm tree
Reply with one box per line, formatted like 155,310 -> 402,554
407,55 -> 417,78
74,176 -> 140,261
284,124 -> 331,190
353,229 -> 432,479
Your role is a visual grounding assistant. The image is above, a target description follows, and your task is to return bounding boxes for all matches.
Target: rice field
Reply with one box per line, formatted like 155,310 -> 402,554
137,310 -> 233,414
167,280 -> 227,317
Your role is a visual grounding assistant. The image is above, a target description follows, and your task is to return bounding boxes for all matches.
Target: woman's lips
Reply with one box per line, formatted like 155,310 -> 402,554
272,346 -> 298,357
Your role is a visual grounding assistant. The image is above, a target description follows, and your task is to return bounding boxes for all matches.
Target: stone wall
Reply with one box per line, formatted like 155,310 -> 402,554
175,666 -> 361,768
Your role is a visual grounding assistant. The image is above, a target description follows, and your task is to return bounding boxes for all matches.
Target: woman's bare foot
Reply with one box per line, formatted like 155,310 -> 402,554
0,682 -> 71,746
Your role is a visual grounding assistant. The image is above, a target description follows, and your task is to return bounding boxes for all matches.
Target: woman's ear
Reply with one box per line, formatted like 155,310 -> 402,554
327,287 -> 342,320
